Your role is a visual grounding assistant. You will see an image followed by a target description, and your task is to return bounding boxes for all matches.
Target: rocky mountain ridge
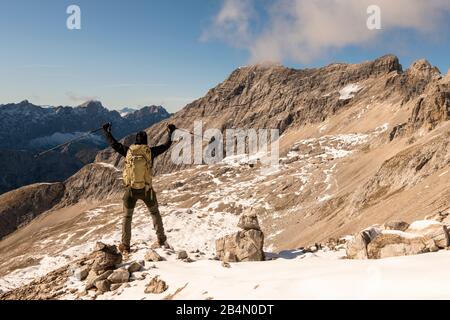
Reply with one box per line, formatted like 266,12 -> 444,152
99,55 -> 448,175
0,100 -> 170,151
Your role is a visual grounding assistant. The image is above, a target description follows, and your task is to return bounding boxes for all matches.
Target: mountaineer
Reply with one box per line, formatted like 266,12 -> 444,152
102,122 -> 176,254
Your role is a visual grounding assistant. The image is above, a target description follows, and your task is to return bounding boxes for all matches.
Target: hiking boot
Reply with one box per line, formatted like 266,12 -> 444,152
118,243 -> 131,254
151,239 -> 171,250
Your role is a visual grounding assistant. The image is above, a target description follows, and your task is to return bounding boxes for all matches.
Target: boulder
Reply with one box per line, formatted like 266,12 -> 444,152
237,208 -> 261,231
144,276 -> 168,294
90,242 -> 122,274
145,249 -> 164,262
216,229 -> 265,262
384,220 -> 410,232
346,234 -> 368,259
107,268 -> 130,284
85,270 -> 113,290
346,226 -> 382,259
95,280 -> 111,292
367,230 -> 436,259
406,220 -> 449,249
127,261 -> 143,273
177,250 -> 188,260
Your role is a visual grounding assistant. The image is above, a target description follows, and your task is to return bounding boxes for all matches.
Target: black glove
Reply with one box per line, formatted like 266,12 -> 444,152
167,124 -> 176,132
103,123 -> 112,133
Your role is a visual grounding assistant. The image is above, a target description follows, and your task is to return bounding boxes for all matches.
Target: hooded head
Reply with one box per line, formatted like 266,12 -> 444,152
135,131 -> 148,145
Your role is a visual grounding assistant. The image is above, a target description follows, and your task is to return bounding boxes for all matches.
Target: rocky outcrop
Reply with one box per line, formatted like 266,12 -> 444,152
406,220 -> 449,249
367,231 -> 436,259
406,69 -> 450,133
346,226 -> 382,259
347,217 -> 450,260
0,242 -> 148,299
216,209 -> 265,262
0,182 -> 65,240
83,242 -> 123,291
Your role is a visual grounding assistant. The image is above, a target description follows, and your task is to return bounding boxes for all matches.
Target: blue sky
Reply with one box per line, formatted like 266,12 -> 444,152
0,0 -> 449,113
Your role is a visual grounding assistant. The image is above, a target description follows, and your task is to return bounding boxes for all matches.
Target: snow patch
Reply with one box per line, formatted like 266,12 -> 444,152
339,84 -> 362,100
408,220 -> 441,231
96,162 -> 121,172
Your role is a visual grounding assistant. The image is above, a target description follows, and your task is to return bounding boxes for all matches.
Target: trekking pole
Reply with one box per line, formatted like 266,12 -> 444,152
34,127 -> 104,158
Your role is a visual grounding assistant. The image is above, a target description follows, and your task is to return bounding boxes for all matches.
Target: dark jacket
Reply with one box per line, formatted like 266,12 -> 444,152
103,130 -> 173,162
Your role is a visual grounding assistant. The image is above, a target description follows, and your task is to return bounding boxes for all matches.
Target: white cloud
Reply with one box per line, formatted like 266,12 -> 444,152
205,0 -> 450,63
200,0 -> 255,47
66,91 -> 99,103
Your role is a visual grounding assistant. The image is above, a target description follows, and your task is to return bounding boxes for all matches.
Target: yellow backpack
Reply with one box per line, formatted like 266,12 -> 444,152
123,144 -> 152,190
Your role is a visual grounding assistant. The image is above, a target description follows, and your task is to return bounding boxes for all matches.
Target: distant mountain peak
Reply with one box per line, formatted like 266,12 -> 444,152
142,105 -> 167,113
78,100 -> 104,109
118,107 -> 137,117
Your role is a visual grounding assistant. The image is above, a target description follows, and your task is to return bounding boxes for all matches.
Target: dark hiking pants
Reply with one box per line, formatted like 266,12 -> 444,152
122,187 -> 166,247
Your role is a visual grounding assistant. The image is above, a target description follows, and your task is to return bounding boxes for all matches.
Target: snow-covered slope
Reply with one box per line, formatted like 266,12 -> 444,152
96,250 -> 450,300
3,198 -> 450,300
